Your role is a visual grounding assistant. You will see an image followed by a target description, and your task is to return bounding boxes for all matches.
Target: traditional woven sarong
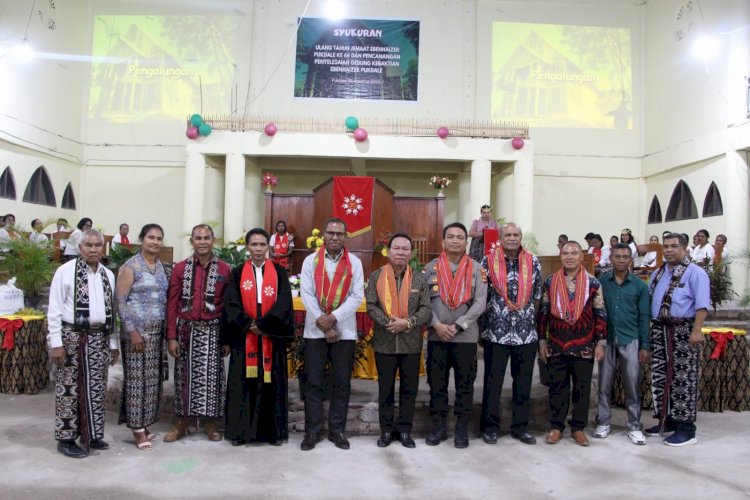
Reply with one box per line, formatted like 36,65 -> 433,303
174,318 -> 225,418
55,325 -> 109,448
119,320 -> 164,429
651,318 -> 699,424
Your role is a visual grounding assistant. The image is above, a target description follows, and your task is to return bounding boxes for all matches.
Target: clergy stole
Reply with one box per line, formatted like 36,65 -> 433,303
240,259 -> 277,383
313,246 -> 353,314
273,233 -> 289,267
436,251 -> 473,309
488,246 -> 533,311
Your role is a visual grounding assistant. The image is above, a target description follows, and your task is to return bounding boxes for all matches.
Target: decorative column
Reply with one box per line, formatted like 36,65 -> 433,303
224,152 -> 246,243
470,159 -> 492,223
457,169 -> 471,226
724,151 -> 749,293
512,143 -> 534,232
183,151 -> 206,257
244,157 -> 263,231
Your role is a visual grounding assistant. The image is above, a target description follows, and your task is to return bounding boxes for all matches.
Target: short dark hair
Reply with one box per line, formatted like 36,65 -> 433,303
716,234 -> 727,243
612,242 -> 632,253
442,222 -> 467,239
139,223 -> 164,241
119,223 -> 129,230
697,229 -> 709,238
584,232 -> 595,240
77,218 -> 92,230
388,232 -> 413,249
191,224 -> 214,238
31,218 -> 41,227
246,227 -> 270,243
323,217 -> 347,233
275,220 -> 287,229
590,234 -> 603,244
5,213 -> 15,220
665,232 -> 688,247
558,234 -> 568,241
480,204 -> 492,210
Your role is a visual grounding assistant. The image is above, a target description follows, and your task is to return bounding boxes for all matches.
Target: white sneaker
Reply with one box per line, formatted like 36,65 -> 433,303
628,430 -> 646,445
594,424 -> 610,438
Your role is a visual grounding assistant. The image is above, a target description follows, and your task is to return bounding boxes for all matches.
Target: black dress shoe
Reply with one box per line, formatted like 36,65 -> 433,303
57,440 -> 87,459
454,427 -> 469,449
399,432 -> 416,448
300,433 -> 319,451
268,439 -> 283,446
425,427 -> 448,446
328,432 -> 350,450
377,432 -> 393,448
231,438 -> 246,447
89,439 -> 109,450
482,431 -> 498,445
511,432 -> 537,445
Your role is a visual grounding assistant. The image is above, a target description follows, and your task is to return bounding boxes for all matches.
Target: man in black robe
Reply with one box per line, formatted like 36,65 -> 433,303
222,228 -> 294,446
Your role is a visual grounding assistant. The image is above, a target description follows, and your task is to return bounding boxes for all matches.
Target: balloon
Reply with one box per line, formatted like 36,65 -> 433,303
186,126 -> 199,139
353,127 -> 368,142
511,137 -> 525,150
437,127 -> 449,139
198,123 -> 212,136
264,123 -> 277,136
190,114 -> 203,126
345,116 -> 359,131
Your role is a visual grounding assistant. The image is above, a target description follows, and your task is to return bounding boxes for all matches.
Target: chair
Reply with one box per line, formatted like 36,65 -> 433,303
412,237 -> 428,264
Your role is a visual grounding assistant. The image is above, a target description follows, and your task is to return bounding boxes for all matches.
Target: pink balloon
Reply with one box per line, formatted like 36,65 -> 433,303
511,137 -> 525,150
264,123 -> 277,136
353,127 -> 368,142
437,127 -> 449,139
186,126 -> 199,139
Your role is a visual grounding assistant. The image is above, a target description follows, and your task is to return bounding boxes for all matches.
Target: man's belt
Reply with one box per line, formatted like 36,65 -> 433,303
62,321 -> 108,333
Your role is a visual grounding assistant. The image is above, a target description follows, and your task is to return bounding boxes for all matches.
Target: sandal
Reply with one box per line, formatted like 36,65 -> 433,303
144,427 -> 158,441
133,430 -> 152,451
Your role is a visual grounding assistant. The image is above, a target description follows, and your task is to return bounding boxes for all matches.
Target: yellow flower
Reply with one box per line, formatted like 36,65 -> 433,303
381,247 -> 388,257
306,236 -> 315,248
316,237 -> 324,248
311,228 -> 320,236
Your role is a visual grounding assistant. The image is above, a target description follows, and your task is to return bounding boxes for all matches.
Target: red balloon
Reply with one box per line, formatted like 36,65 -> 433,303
437,127 -> 449,139
511,137 -> 525,150
264,123 -> 277,136
186,126 -> 199,139
353,127 -> 368,142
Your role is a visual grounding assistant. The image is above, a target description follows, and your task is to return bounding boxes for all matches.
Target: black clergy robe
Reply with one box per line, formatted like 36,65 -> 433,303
221,262 -> 294,444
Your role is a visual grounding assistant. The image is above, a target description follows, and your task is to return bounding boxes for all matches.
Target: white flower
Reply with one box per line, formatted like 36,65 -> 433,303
263,285 -> 275,297
241,280 -> 254,291
341,193 -> 364,215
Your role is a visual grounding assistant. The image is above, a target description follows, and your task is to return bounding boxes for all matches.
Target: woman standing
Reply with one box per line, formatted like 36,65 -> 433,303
62,218 -> 92,262
691,229 -> 715,265
468,205 -> 499,263
116,224 -> 169,450
620,228 -> 638,259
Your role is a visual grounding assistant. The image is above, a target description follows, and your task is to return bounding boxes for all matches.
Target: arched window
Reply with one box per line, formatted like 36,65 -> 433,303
0,166 -> 16,199
647,195 -> 662,224
702,181 -> 723,217
22,166 -> 56,206
61,183 -> 76,210
665,180 -> 698,222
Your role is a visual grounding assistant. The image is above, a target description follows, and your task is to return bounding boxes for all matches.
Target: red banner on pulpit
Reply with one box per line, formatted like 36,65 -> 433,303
332,176 -> 374,237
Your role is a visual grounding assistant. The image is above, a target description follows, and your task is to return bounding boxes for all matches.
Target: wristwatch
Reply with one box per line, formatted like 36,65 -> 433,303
454,324 -> 464,333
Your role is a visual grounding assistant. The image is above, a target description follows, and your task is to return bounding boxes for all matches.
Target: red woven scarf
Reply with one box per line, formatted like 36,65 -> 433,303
437,251 -> 473,309
375,264 -> 412,319
488,247 -> 533,311
313,246 -> 353,314
272,233 -> 289,267
550,267 -> 589,325
240,259 -> 277,382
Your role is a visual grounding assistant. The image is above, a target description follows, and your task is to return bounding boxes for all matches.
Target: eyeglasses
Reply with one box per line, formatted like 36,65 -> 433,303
325,231 -> 346,238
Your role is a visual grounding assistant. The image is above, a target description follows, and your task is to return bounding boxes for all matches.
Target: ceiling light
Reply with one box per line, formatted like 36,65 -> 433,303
324,0 -> 345,20
11,38 -> 35,61
692,35 -> 719,61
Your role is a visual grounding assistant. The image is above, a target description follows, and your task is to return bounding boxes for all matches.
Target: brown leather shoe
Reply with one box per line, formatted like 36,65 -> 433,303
571,430 -> 589,447
546,429 -> 562,444
163,421 -> 188,443
204,419 -> 223,442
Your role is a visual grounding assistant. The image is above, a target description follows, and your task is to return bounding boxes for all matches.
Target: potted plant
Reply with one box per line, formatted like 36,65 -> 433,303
0,238 -> 59,308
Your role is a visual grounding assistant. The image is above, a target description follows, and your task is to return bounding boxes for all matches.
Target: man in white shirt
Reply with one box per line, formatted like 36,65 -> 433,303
299,218 -> 364,451
47,230 -> 118,458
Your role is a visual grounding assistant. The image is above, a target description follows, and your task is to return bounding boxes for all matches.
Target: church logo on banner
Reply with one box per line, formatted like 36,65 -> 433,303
332,176 -> 374,237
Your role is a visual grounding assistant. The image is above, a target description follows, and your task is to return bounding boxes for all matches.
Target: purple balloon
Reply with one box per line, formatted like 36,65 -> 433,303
511,137 -> 525,150
186,126 -> 199,139
437,127 -> 449,139
264,123 -> 277,136
353,127 -> 368,142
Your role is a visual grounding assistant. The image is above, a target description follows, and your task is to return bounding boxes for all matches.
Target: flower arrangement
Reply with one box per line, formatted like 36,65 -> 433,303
306,228 -> 324,250
373,231 -> 392,257
429,176 -> 451,189
288,274 -> 301,298
262,172 -> 278,187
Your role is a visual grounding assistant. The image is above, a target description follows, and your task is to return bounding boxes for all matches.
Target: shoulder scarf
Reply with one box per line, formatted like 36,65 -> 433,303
549,266 -> 589,325
488,246 -> 533,311
649,255 -> 691,320
239,259 -> 277,383
437,251 -> 473,309
120,235 -> 130,245
180,255 -> 220,313
375,264 -> 412,319
272,233 -> 289,267
313,246 -> 353,314
73,257 -> 114,332
591,248 -> 602,265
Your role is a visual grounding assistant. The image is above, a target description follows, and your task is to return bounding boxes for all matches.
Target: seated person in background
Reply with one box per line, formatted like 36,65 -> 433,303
641,235 -> 660,267
691,229 -> 714,266
29,218 -> 50,246
584,232 -> 595,252
609,235 -> 619,249
557,234 -> 568,252
684,233 -> 694,259
0,213 -> 22,244
591,234 -> 611,277
620,228 -> 638,259
63,218 -> 93,262
112,223 -> 131,247
55,218 -> 70,254
715,234 -> 728,261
